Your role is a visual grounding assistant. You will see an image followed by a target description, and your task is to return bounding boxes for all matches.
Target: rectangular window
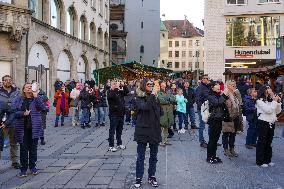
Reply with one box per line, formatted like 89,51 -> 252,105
195,62 -> 199,69
169,41 -> 172,47
182,51 -> 186,58
169,51 -> 172,58
188,40 -> 192,46
175,41 -> 179,47
175,62 -> 180,68
188,51 -> 192,57
188,62 -> 192,69
227,0 -> 247,5
195,40 -> 200,46
259,0 -> 279,3
167,62 -> 172,68
182,62 -> 186,68
141,22 -> 144,29
175,51 -> 179,58
226,16 -> 280,46
182,41 -> 186,47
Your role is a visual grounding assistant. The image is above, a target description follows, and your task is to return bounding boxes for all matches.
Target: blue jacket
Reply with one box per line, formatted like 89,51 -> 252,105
12,96 -> 47,144
0,100 -> 15,151
244,95 -> 257,122
196,83 -> 209,110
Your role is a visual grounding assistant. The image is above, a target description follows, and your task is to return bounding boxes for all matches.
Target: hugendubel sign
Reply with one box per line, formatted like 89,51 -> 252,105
234,49 -> 271,58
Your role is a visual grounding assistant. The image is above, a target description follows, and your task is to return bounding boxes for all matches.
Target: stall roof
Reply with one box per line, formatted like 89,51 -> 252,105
224,67 -> 272,75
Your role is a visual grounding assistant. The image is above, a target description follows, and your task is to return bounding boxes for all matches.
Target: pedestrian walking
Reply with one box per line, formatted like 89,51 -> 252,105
207,81 -> 228,164
107,79 -> 129,152
176,88 -> 187,133
12,83 -> 47,177
256,85 -> 281,167
0,75 -> 21,169
38,85 -> 49,145
244,88 -> 258,149
54,84 -> 69,127
134,79 -> 162,188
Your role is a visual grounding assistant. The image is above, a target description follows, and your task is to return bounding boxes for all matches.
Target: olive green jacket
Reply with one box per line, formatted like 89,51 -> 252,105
157,91 -> 175,128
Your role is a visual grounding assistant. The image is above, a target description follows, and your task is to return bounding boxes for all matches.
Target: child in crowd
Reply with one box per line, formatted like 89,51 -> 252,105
176,88 -> 187,133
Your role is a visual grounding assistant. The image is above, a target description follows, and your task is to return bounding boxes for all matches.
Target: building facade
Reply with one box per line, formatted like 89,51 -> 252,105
0,0 -> 109,97
159,19 -> 205,73
205,0 -> 284,80
110,0 -> 127,65
124,0 -> 160,66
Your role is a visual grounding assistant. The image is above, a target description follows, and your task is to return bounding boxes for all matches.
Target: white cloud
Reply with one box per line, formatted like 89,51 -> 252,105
160,0 -> 204,29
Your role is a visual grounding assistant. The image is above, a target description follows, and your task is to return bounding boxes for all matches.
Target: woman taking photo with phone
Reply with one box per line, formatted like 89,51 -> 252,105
256,85 -> 281,167
134,79 -> 162,188
12,83 -> 47,177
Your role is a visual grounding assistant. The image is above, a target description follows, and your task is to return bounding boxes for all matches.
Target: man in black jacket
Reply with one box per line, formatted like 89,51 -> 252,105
196,75 -> 210,148
183,81 -> 198,130
107,79 -> 129,152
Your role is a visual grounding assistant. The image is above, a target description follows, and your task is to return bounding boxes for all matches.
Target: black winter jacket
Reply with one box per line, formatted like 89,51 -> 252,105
208,92 -> 228,121
134,92 -> 162,144
107,86 -> 129,117
196,83 -> 210,110
183,87 -> 196,109
79,89 -> 91,109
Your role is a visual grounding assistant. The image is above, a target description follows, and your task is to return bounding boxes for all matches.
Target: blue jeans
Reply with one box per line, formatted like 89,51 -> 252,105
96,107 -> 106,124
198,110 -> 206,143
20,130 -> 38,171
185,107 -> 196,125
109,116 -> 124,147
177,111 -> 186,130
246,121 -> 258,145
136,142 -> 158,179
55,110 -> 65,126
80,108 -> 90,125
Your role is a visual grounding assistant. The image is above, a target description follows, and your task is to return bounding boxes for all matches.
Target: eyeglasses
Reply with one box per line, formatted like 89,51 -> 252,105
147,83 -> 153,86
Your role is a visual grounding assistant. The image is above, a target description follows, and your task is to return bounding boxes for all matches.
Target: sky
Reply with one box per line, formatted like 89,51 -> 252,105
160,0 -> 204,29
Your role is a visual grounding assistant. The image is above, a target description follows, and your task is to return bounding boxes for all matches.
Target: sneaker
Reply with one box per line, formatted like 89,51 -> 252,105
200,142 -> 208,148
18,170 -> 27,178
261,164 -> 269,168
61,123 -> 64,126
173,127 -> 178,132
191,125 -> 199,129
206,157 -> 218,164
95,123 -> 100,127
181,128 -> 186,133
165,142 -> 172,146
268,162 -> 275,167
217,143 -> 222,147
54,125 -> 58,127
184,124 -> 189,130
230,148 -> 239,157
178,130 -> 182,133
31,167 -> 39,175
117,145 -> 126,150
40,140 -> 46,145
134,178 -> 142,188
148,176 -> 158,187
127,122 -> 131,125
109,147 -> 118,152
214,157 -> 223,163
12,162 -> 21,169
101,123 -> 105,127
245,144 -> 253,149
224,149 -> 233,157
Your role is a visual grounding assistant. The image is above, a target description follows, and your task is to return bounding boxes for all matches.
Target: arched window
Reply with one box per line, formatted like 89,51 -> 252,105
50,0 -> 61,28
110,23 -> 118,31
98,28 -> 103,48
112,41 -> 118,52
66,6 -> 77,35
29,0 -> 43,20
140,45 -> 144,53
89,22 -> 96,44
79,15 -> 87,40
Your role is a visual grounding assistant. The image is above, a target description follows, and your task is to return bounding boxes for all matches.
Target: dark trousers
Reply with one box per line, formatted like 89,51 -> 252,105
177,111 -> 186,130
222,132 -> 236,149
207,120 -> 222,158
109,116 -> 124,147
173,110 -> 177,128
125,107 -> 131,123
136,142 -> 158,179
20,129 -> 38,171
246,121 -> 258,145
256,120 -> 275,166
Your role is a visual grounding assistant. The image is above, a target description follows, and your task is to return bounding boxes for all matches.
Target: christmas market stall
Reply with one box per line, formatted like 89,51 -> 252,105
93,61 -> 173,84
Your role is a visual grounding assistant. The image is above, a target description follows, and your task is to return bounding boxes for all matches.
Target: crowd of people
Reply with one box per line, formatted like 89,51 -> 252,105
0,74 -> 283,188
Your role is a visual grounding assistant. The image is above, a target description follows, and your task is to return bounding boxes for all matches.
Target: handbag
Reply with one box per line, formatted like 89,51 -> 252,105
222,121 -> 235,133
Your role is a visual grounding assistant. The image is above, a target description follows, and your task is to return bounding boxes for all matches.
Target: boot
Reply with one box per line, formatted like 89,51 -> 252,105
230,148 -> 239,157
224,149 -> 233,157
184,124 -> 189,130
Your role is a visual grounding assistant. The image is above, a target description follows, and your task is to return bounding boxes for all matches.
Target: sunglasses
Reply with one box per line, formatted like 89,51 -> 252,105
147,83 -> 153,86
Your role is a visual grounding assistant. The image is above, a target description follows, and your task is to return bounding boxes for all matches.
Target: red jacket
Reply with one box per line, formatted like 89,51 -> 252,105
54,91 -> 70,116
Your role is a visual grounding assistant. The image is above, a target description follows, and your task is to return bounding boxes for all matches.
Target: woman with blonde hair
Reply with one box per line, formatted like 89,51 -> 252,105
222,80 -> 242,157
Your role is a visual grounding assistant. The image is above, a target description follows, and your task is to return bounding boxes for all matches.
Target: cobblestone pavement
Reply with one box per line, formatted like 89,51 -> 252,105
1,111 -> 284,189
